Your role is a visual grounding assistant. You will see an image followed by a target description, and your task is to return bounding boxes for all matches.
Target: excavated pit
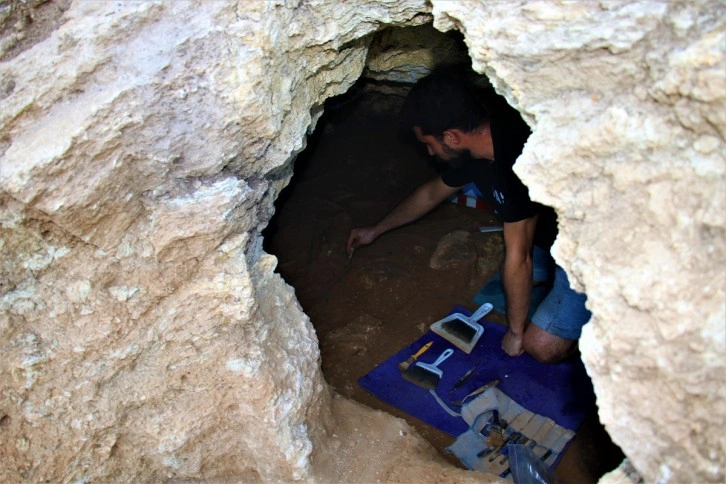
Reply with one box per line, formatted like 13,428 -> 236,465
264,75 -> 625,482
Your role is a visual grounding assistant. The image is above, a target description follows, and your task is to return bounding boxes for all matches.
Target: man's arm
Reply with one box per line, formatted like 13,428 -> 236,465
500,214 -> 539,356
347,176 -> 461,254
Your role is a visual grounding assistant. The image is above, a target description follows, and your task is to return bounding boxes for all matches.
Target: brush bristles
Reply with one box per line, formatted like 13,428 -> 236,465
401,364 -> 440,389
441,320 -> 476,341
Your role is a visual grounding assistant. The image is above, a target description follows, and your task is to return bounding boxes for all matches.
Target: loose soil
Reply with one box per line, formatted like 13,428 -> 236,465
264,87 -> 624,482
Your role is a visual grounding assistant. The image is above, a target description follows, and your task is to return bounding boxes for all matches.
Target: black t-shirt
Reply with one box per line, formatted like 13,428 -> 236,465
440,100 -> 558,250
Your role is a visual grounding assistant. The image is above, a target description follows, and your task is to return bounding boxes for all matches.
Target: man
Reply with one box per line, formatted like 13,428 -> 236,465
346,72 -> 590,363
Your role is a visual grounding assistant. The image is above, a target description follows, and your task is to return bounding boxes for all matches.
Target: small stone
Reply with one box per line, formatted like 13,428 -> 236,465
429,230 -> 476,270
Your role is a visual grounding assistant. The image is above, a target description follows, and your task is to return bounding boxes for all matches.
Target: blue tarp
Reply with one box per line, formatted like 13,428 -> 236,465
358,306 -> 595,437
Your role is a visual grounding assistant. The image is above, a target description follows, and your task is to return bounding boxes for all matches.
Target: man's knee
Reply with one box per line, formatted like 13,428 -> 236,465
522,326 -> 575,364
524,343 -> 570,364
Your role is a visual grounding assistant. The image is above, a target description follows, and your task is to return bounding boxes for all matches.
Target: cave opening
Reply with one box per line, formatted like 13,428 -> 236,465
264,24 -> 624,482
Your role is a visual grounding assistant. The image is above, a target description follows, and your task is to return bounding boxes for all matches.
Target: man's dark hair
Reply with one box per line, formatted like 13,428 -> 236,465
401,70 -> 492,138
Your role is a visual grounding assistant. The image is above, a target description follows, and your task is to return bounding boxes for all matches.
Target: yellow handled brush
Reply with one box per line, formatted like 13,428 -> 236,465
397,341 -> 433,372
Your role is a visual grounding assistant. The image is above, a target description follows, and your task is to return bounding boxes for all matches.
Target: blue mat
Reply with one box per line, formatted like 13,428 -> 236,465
358,306 -> 595,437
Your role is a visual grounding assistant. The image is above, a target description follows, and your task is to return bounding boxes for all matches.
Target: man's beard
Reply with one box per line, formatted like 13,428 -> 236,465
438,146 -> 472,168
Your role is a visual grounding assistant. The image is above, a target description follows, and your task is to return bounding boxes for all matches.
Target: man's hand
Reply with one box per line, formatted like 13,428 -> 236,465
345,177 -> 460,257
347,226 -> 379,255
501,328 -> 525,357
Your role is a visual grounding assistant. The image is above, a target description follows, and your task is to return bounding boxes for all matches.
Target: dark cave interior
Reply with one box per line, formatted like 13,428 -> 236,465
263,25 -> 624,482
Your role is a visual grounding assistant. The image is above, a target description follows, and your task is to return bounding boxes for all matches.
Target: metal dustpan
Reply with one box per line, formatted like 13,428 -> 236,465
430,303 -> 493,354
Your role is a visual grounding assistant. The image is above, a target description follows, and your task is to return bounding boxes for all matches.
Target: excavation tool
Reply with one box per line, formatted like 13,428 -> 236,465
430,303 -> 493,354
397,341 -> 433,372
402,348 -> 454,389
448,364 -> 479,394
451,379 -> 500,407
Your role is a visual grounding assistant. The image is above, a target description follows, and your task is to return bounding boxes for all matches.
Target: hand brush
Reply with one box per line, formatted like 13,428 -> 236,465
430,303 -> 493,354
397,341 -> 433,372
401,348 -> 454,390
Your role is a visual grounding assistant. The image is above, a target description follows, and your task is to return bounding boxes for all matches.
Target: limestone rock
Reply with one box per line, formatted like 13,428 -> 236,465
364,23 -> 470,84
0,1 -> 439,482
433,1 -> 725,481
0,0 -> 724,482
429,230 -> 477,270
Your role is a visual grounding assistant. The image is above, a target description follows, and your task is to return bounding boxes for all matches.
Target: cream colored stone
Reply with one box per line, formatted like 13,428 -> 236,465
432,1 -> 725,482
429,230 -> 476,270
1,0 -> 724,482
365,23 -> 468,83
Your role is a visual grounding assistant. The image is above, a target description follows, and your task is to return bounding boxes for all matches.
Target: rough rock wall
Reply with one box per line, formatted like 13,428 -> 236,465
364,23 -> 469,83
432,1 -> 725,482
0,1 -> 724,483
0,1 -> 445,482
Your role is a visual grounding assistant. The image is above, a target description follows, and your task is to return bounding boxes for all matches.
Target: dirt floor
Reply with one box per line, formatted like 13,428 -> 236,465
264,85 -> 624,482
